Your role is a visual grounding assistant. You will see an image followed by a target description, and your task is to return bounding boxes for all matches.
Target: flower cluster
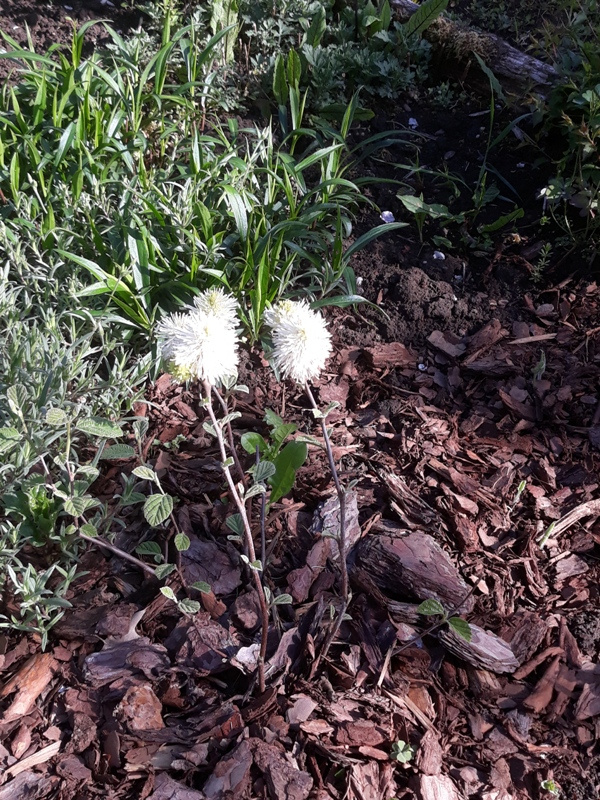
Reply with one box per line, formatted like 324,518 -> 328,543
264,300 -> 332,384
156,288 -> 239,386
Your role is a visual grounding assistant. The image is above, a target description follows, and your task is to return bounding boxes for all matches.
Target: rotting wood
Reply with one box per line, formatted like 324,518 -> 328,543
391,0 -> 557,95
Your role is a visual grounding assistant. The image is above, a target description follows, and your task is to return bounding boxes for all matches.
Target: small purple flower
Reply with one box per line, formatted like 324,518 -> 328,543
380,211 -> 395,223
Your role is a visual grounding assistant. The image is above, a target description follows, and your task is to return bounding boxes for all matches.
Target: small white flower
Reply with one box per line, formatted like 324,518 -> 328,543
193,287 -> 238,328
380,211 -> 395,223
156,307 -> 238,386
264,300 -> 332,384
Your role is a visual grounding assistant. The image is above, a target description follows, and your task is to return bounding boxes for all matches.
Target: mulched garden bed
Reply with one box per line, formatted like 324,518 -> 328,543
1,3 -> 599,800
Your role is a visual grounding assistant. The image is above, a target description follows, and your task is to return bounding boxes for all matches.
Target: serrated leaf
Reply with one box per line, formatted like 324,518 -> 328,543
102,444 -> 136,460
133,466 -> 157,481
76,465 -> 100,480
203,421 -> 217,437
64,495 -> 99,516
226,513 -> 244,536
7,384 -> 27,417
273,593 -> 293,605
175,533 -> 190,552
155,563 -> 176,580
80,523 -> 98,537
45,408 -> 67,426
0,426 -> 20,442
253,460 -> 276,483
178,598 -> 200,614
221,412 -> 241,425
76,417 -> 123,439
191,581 -> 211,593
234,384 -> 249,394
135,541 -> 162,556
245,483 -> 266,499
160,586 -> 177,601
417,598 -> 445,616
448,616 -> 472,642
144,494 -> 173,527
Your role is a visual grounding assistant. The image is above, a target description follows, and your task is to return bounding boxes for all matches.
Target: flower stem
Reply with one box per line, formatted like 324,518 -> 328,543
304,382 -> 349,669
203,381 -> 269,693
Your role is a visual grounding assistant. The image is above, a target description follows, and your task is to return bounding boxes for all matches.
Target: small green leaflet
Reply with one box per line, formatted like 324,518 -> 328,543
178,598 -> 200,614
191,581 -> 211,593
45,408 -> 67,426
448,616 -> 472,642
160,586 -> 177,601
417,598 -> 445,616
102,444 -> 136,460
133,466 -> 157,482
143,494 -> 174,527
136,541 -> 162,556
155,563 -> 176,580
175,533 -> 190,552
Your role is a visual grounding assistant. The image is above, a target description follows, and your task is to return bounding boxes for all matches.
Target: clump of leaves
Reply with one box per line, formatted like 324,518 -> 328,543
417,598 -> 472,641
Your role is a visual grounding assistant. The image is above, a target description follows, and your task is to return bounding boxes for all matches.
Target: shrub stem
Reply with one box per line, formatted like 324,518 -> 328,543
203,381 -> 269,693
304,382 -> 349,668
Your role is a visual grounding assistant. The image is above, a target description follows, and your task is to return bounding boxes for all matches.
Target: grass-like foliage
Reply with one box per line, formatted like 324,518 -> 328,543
0,18 -> 408,343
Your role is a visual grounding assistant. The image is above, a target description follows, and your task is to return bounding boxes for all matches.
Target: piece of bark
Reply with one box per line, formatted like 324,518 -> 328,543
418,773 -> 463,800
0,653 -> 58,722
439,624 -> 519,674
0,772 -> 57,800
251,739 -> 313,800
416,730 -> 443,776
523,656 -> 562,712
115,684 -> 164,732
377,470 -> 438,528
148,773 -> 207,800
391,0 -> 556,93
363,342 -> 417,369
355,521 -> 474,612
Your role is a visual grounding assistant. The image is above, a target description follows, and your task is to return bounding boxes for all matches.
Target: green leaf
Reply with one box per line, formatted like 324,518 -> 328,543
135,541 -> 162,556
402,0 -> 448,38
245,483 -> 266,499
64,495 -> 99,517
45,408 -> 67,426
253,460 -> 276,483
226,513 -> 244,536
133,466 -> 157,482
102,444 -> 136,460
305,5 -> 327,47
144,494 -> 174,527
203,421 -> 217,437
7,384 -> 27,417
448,617 -> 472,642
222,457 -> 235,469
160,586 -> 177,601
175,533 -> 191,552
76,417 -> 123,439
273,52 -> 287,106
191,581 -> 211,593
178,598 -> 201,614
155,563 -> 176,580
273,593 -> 293,606
417,598 -> 445,616
80,523 -> 98,538
240,432 -> 268,455
478,207 -> 524,234
269,441 -> 308,505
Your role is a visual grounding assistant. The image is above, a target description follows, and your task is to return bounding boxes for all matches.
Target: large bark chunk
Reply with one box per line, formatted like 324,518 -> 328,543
355,521 -> 474,613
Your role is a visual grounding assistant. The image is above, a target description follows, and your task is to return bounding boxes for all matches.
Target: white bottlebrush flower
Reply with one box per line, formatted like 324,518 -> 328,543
156,307 -> 238,386
264,300 -> 332,384
193,287 -> 238,328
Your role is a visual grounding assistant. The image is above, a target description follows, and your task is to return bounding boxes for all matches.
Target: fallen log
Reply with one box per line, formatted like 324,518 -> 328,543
392,0 -> 557,96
